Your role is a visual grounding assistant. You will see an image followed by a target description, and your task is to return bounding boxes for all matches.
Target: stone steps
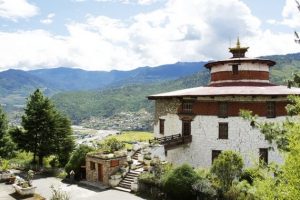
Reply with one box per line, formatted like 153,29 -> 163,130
114,186 -> 131,192
116,170 -> 142,192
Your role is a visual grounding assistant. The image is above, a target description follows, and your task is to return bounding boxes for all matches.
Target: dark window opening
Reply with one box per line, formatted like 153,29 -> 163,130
267,102 -> 276,118
182,102 -> 193,113
218,102 -> 228,118
232,64 -> 239,75
159,119 -> 165,135
259,148 -> 268,164
90,161 -> 95,170
219,123 -> 228,139
212,150 -> 222,164
182,120 -> 191,136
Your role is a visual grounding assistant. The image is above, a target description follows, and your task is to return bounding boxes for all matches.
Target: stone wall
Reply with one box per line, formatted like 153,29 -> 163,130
154,114 -> 287,168
154,98 -> 181,125
86,155 -> 127,186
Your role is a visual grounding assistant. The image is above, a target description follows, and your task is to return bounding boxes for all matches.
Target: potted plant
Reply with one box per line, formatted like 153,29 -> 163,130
144,154 -> 152,166
5,174 -> 16,184
0,159 -> 13,181
13,170 -> 36,196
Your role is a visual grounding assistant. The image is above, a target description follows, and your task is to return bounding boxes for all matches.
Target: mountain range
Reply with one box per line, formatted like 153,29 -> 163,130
1,52 -> 300,126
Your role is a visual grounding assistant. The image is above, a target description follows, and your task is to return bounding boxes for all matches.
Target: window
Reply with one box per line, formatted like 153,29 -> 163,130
219,123 -> 228,139
212,150 -> 222,164
159,119 -> 165,135
110,160 -> 119,167
90,161 -> 95,170
182,120 -> 191,136
218,102 -> 228,118
267,102 -> 276,118
182,102 -> 193,113
259,148 -> 268,164
232,64 -> 239,75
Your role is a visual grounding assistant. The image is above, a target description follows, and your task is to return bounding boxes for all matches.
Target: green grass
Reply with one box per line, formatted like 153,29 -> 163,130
105,131 -> 154,149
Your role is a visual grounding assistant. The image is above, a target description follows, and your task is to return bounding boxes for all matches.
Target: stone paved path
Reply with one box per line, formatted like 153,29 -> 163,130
1,177 -> 146,200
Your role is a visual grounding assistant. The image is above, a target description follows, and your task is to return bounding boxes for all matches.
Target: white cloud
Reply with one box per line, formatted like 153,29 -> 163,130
0,0 -> 38,21
40,13 -> 55,24
75,0 -> 159,5
0,0 -> 298,71
281,0 -> 300,28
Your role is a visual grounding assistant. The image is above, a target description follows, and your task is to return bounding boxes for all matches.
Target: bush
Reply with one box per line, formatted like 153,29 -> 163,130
163,164 -> 199,200
50,185 -> 70,200
192,168 -> 216,199
211,151 -> 244,192
8,151 -> 33,169
65,145 -> 94,180
240,167 -> 266,185
225,180 -> 255,200
138,172 -> 158,185
98,138 -> 125,153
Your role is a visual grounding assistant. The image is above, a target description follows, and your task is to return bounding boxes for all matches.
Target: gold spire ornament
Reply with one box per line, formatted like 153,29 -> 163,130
229,38 -> 249,58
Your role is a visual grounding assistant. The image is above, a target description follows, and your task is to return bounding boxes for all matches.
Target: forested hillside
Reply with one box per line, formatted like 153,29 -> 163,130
51,70 -> 210,123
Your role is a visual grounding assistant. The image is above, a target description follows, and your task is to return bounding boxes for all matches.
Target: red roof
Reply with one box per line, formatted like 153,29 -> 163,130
148,85 -> 300,99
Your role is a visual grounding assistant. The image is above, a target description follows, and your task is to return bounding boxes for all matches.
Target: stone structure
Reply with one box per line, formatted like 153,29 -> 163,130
148,39 -> 300,168
86,153 -> 127,186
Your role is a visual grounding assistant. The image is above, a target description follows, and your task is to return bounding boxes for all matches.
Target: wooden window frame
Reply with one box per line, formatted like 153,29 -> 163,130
266,102 -> 276,118
182,102 -> 193,113
159,119 -> 165,135
218,102 -> 228,118
182,120 -> 191,136
110,160 -> 119,167
90,161 -> 95,170
212,150 -> 222,164
218,122 -> 228,139
259,148 -> 268,164
232,64 -> 239,75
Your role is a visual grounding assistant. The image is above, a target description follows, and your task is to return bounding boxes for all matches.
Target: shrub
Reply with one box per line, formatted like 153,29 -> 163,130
211,151 -> 244,192
50,185 -> 70,200
138,172 -> 158,185
192,168 -> 216,199
240,167 -> 266,185
163,164 -> 199,200
98,138 -> 125,153
9,151 -> 33,169
65,145 -> 94,179
225,180 -> 255,200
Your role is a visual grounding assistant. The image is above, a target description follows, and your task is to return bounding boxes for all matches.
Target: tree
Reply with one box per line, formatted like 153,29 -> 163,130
240,95 -> 300,199
163,164 -> 199,200
211,151 -> 244,192
0,106 -> 15,158
65,145 -> 94,180
11,89 -> 74,166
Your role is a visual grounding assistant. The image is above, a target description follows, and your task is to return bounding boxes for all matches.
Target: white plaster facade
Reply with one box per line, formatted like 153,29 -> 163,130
154,114 -> 285,168
210,62 -> 269,73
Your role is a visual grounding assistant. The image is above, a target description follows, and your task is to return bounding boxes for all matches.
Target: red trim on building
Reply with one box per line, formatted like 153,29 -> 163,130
186,101 -> 288,117
211,71 -> 269,82
209,82 -> 276,87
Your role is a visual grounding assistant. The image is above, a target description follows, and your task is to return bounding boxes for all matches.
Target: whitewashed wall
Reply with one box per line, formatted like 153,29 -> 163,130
154,114 -> 285,168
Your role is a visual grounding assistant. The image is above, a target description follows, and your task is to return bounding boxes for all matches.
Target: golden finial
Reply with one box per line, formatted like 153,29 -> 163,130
236,37 -> 240,48
228,37 -> 249,58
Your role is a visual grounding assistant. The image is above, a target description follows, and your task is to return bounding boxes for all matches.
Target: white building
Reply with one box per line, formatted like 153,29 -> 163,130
148,39 -> 300,167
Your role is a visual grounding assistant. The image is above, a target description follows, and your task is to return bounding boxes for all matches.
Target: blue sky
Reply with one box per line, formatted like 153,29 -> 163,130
0,0 -> 299,71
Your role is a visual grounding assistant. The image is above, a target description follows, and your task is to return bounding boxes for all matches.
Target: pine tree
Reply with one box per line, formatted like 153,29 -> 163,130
0,106 -> 15,158
11,89 -> 75,166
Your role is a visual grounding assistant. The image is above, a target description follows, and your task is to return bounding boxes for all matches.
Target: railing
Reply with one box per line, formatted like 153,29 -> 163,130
150,134 -> 192,150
